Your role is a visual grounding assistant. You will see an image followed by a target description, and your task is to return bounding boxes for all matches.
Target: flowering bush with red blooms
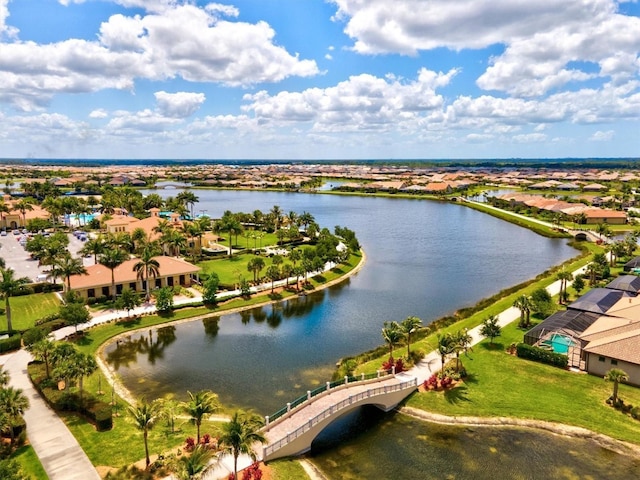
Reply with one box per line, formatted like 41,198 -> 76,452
201,433 -> 211,445
394,358 -> 405,373
440,376 -> 453,388
423,374 -> 438,390
184,437 -> 196,451
241,462 -> 263,480
382,357 -> 395,371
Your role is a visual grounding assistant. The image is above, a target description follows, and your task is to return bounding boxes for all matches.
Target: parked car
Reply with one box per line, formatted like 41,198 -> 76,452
0,230 -> 6,236
12,229 -> 20,235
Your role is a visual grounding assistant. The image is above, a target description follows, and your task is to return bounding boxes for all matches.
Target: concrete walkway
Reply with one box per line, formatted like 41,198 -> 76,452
1,350 -> 100,480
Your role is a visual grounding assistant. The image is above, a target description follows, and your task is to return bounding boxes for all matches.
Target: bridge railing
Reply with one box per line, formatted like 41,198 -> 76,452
266,370 -> 393,424
262,377 -> 417,459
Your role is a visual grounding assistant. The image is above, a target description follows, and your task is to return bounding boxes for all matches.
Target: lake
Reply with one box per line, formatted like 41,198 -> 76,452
101,190 -> 639,478
105,190 -> 576,411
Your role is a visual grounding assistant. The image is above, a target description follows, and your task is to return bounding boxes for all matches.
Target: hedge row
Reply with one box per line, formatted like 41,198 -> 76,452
27,361 -> 113,431
516,342 -> 569,368
0,334 -> 21,353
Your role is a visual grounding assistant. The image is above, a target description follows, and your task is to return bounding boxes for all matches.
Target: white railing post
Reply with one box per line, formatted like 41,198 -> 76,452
265,415 -> 270,427
344,375 -> 349,385
287,402 -> 291,412
307,390 -> 311,400
361,372 -> 365,381
377,370 -> 380,378
326,381 -> 331,391
392,365 -> 396,375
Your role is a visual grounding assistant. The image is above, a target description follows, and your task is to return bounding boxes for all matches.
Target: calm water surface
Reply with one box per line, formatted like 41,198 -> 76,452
102,190 -> 639,477
106,190 -> 575,411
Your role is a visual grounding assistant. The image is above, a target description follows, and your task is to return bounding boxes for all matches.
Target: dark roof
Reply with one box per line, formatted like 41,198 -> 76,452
524,309 -> 601,345
567,288 -> 625,314
623,257 -> 640,272
606,275 -> 640,294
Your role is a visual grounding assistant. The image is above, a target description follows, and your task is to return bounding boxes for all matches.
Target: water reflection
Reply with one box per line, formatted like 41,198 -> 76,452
105,326 -> 177,368
202,317 -> 220,338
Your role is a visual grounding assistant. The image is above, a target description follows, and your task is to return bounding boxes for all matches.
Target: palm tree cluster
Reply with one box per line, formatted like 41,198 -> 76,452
381,316 -> 423,361
0,366 -> 29,449
436,329 -> 473,373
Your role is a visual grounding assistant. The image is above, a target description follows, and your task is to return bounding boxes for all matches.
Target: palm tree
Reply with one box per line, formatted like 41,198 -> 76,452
0,386 -> 29,444
80,236 -> 106,263
175,444 -> 215,480
51,253 -> 87,292
400,316 -> 422,358
26,338 -> 56,378
133,246 -> 161,301
182,390 -> 219,443
604,368 -> 629,405
513,294 -> 533,328
0,267 -> 30,334
453,329 -> 472,371
247,257 -> 265,283
265,265 -> 280,293
98,248 -> 129,301
437,333 -> 454,372
270,205 -> 283,230
75,352 -> 97,403
556,269 -> 573,304
381,321 -> 403,359
218,410 -> 266,480
176,191 -> 199,220
13,197 -> 35,227
128,400 -> 160,469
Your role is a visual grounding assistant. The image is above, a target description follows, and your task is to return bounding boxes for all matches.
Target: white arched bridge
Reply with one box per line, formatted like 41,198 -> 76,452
260,371 -> 418,461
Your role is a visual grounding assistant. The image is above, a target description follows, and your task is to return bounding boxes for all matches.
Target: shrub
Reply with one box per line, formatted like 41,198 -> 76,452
631,406 -> 640,420
185,437 -> 196,452
423,374 -> 438,390
22,327 -> 47,347
516,343 -> 568,368
0,334 -> 21,353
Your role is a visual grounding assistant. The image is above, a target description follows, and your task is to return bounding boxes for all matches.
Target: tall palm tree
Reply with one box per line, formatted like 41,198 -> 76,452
270,205 -> 283,230
176,190 -> 199,220
513,294 -> 533,328
437,332 -> 454,372
98,248 -> 129,301
182,390 -> 219,443
453,329 -> 473,372
218,410 -> 266,480
133,245 -> 161,301
80,236 -> 106,263
0,267 -> 30,334
26,338 -> 56,378
381,321 -> 403,359
604,368 -> 629,405
13,197 -> 35,227
0,386 -> 29,444
128,400 -> 160,469
51,253 -> 87,292
400,316 -> 422,358
247,257 -> 265,283
556,269 -> 573,304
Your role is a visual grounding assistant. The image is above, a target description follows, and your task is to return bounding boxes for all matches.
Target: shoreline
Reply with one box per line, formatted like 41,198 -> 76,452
95,249 -> 368,407
400,406 -> 640,458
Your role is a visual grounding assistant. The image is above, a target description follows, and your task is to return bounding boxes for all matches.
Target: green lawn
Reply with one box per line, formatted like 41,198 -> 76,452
13,445 -> 47,480
0,292 -> 61,332
268,458 -> 309,479
406,322 -> 640,445
61,252 -> 363,469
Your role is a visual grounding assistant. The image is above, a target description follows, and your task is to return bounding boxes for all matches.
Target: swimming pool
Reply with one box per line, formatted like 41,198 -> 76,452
540,333 -> 574,354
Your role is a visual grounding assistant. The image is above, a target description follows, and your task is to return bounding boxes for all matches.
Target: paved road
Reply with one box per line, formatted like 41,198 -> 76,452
1,350 -> 100,480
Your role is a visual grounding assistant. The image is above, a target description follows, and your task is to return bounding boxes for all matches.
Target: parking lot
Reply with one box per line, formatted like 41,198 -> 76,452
0,231 -> 95,283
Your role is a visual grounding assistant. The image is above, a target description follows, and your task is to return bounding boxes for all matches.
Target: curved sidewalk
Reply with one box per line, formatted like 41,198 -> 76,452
2,350 -> 100,480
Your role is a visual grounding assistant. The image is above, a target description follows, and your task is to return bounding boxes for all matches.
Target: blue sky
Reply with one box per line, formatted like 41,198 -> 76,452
0,0 -> 639,160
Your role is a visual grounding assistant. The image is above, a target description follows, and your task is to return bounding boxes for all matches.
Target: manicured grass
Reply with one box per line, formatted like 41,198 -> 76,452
268,458 -> 309,479
62,252 -> 364,469
405,321 -> 640,444
0,292 -> 60,332
13,445 -> 47,480
211,231 -> 280,255
63,411 -> 223,467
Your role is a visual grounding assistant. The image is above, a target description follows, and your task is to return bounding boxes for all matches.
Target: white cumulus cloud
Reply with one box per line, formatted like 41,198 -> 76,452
154,91 -> 206,118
